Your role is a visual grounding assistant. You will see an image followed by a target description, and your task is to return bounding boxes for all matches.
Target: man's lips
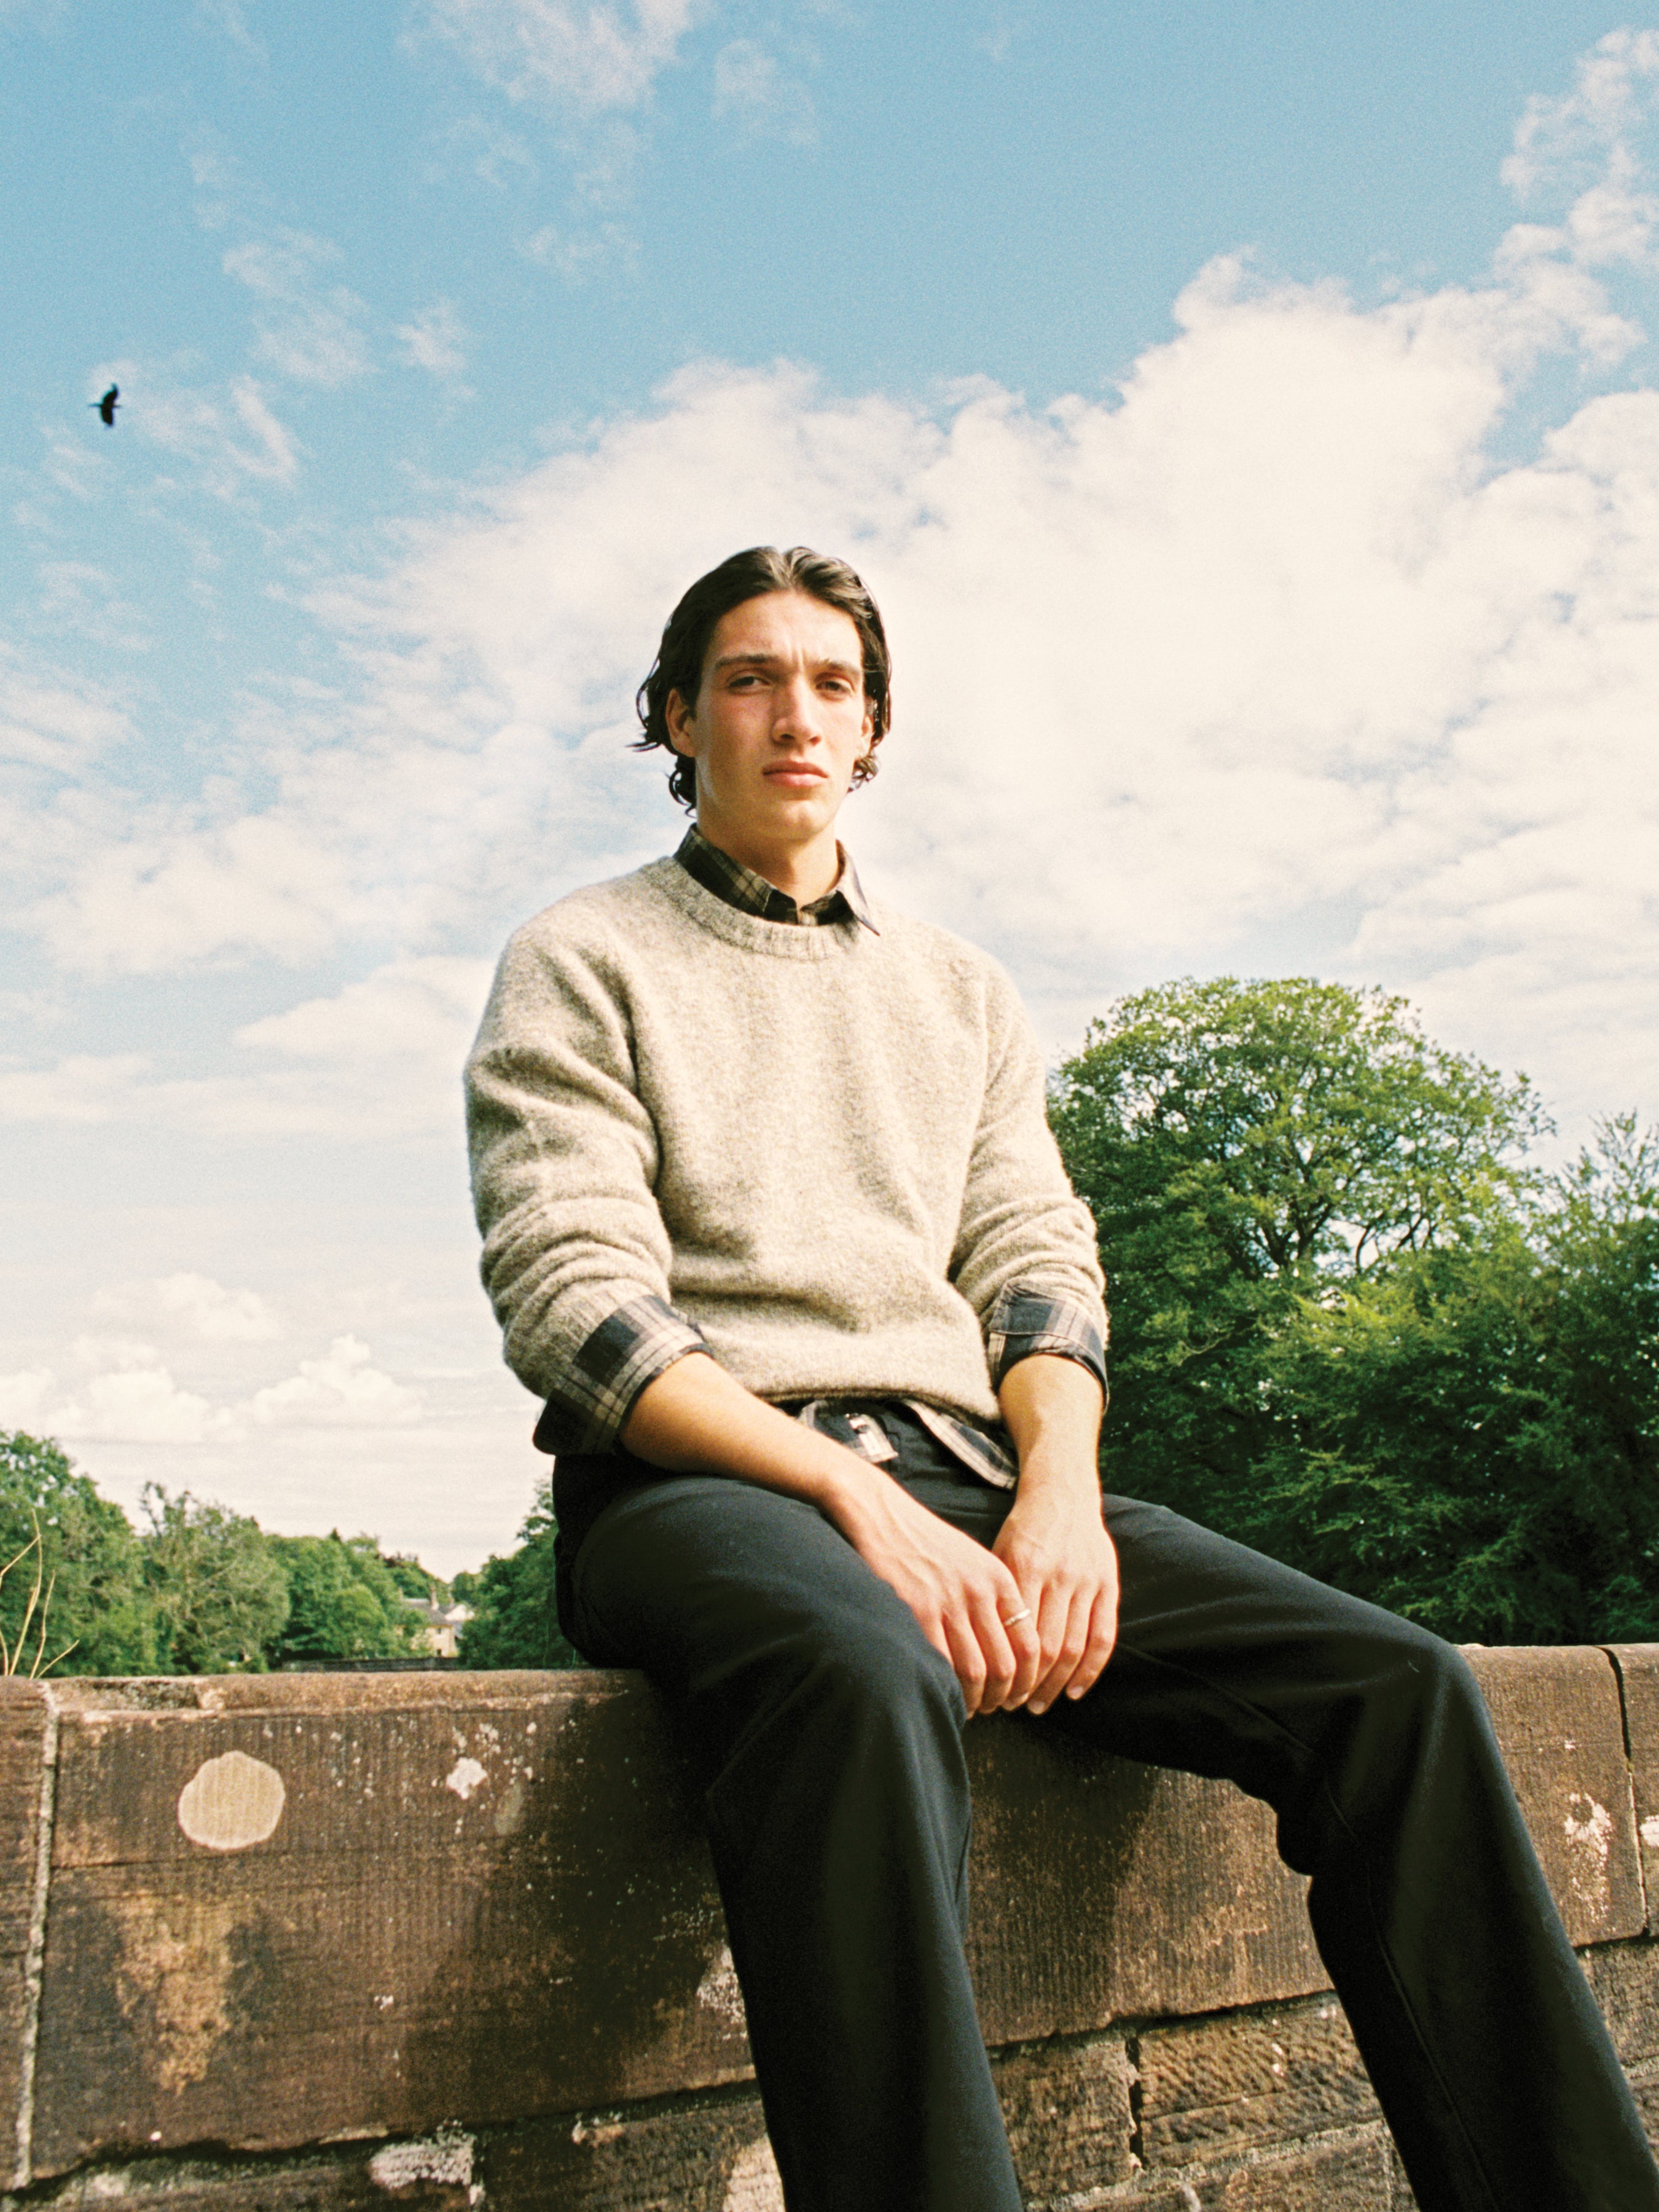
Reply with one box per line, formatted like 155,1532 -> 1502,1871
764,763 -> 828,783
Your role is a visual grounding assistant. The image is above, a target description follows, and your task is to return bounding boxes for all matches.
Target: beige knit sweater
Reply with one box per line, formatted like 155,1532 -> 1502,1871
466,855 -> 1105,1437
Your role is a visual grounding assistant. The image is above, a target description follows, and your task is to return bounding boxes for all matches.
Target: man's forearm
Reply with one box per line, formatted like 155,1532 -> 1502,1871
994,1353 -> 1116,1710
998,1353 -> 1105,1499
621,1351 -> 874,1517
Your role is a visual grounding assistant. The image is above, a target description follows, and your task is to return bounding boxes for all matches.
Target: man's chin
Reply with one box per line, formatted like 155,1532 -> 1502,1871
751,791 -> 840,834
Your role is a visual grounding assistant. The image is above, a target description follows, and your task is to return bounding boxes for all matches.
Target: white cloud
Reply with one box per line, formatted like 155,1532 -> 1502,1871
0,645 -> 133,775
0,1054 -> 151,1126
1504,28 -> 1659,201
1,1335 -> 421,1448
248,1336 -> 422,1427
136,373 -> 301,492
0,1354 -> 237,1446
0,1370 -> 55,1433
234,955 -> 492,1071
522,220 -> 636,278
37,564 -> 150,655
223,231 -> 374,387
72,1365 -> 235,1445
418,0 -> 700,111
395,298 -> 473,388
712,38 -> 815,144
0,960 -> 493,1138
973,8 -> 1019,66
433,115 -> 539,189
195,0 -> 264,56
1502,29 -> 1659,276
91,1273 -> 283,1343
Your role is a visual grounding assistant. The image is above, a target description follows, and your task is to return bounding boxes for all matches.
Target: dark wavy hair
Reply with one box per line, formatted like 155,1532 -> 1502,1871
633,546 -> 892,811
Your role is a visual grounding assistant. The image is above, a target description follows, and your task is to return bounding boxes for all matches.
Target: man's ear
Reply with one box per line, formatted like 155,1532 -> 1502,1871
666,687 -> 697,758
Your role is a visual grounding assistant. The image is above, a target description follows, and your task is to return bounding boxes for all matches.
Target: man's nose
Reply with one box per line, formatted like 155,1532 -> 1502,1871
771,673 -> 822,737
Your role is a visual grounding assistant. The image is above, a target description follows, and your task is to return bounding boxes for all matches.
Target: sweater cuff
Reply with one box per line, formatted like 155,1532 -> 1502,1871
984,1284 -> 1108,1400
532,1295 -> 708,1456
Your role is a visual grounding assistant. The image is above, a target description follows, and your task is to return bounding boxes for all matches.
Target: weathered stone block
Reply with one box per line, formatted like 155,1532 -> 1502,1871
0,1681 -> 52,2187
1464,1647 -> 1644,1945
1630,2058 -> 1659,2155
993,2031 -> 1135,2202
31,1674 -> 747,2175
967,1720 -> 1325,2041
2,2133 -> 476,2210
1183,2129 -> 1394,2208
1585,1939 -> 1659,2068
481,2100 -> 776,2212
1132,1994 -> 1378,2167
1606,1646 -> 1659,1932
1390,2138 -> 1421,2207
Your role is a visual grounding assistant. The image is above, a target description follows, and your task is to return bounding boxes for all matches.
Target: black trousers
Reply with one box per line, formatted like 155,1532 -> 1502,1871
557,1408 -> 1659,2212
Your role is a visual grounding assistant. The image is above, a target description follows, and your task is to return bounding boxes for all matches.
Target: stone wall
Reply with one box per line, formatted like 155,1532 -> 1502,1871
2,1647 -> 1658,2210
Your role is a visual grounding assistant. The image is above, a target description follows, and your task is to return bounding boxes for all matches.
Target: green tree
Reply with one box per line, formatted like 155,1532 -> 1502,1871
458,1481 -> 584,1669
141,1486 -> 290,1673
1244,1118 -> 1659,1642
1048,976 -> 1544,1532
267,1532 -> 428,1665
0,1433 -> 156,1676
382,1552 -> 450,1603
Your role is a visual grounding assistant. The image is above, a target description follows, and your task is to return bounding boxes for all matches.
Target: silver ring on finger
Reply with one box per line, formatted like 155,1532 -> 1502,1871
1000,1606 -> 1032,1628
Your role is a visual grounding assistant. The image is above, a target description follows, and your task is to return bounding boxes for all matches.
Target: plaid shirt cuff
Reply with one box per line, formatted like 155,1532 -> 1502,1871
532,1294 -> 708,1455
984,1284 -> 1108,1400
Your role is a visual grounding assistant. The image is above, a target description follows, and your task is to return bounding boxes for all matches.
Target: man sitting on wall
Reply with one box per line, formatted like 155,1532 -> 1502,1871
465,544 -> 1659,2212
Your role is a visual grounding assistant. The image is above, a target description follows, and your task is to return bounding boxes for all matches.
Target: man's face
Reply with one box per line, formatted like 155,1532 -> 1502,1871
667,591 -> 874,855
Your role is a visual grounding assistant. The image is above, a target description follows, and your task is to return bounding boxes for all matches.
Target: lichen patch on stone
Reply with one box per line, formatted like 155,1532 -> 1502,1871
722,2133 -> 783,2212
1564,1792 -> 1614,1915
176,1751 -> 286,1853
369,2131 -> 474,2192
695,1944 -> 747,2030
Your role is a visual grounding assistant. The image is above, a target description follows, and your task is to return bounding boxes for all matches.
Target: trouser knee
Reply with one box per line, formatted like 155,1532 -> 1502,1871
704,1615 -> 967,1873
780,1615 -> 966,1779
1304,1615 -> 1499,1849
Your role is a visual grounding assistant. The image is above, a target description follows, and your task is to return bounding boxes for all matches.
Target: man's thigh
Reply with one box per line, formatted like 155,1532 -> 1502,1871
568,1470 -> 954,1696
1048,1493 -> 1462,1841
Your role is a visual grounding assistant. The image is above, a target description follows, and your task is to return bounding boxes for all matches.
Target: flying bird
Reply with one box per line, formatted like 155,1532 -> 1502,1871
91,385 -> 119,426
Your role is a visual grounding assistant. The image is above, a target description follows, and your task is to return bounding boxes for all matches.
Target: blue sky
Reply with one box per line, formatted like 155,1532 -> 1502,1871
3,3 -> 1657,1572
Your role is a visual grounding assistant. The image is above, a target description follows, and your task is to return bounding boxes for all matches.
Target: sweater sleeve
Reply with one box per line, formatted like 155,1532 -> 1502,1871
465,912 -> 706,1451
948,962 -> 1109,1384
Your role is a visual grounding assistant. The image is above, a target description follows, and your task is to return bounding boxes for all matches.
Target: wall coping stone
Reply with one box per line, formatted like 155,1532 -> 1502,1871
0,1646 -> 1651,2200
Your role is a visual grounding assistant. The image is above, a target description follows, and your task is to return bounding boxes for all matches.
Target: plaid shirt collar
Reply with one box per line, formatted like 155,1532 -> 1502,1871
674,825 -> 879,935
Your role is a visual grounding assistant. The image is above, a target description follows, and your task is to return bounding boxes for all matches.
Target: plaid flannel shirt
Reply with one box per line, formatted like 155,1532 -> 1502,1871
673,823 -> 881,933
531,830 -> 1106,1477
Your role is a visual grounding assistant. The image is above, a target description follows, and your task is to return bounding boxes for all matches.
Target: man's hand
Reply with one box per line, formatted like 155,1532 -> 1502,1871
991,1355 -> 1118,1715
824,1453 -> 1038,1717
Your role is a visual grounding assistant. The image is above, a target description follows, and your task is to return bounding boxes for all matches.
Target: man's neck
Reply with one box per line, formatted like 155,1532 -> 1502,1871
692,816 -> 842,905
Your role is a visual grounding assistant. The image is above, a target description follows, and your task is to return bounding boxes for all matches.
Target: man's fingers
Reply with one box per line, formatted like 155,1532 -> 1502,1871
944,1610 -> 992,1717
1064,1582 -> 1120,1700
1029,1585 -> 1091,1713
967,1590 -> 1028,1713
1001,1607 -> 1043,1708
978,1582 -> 1041,1709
